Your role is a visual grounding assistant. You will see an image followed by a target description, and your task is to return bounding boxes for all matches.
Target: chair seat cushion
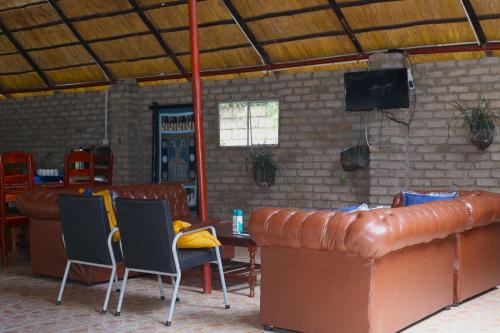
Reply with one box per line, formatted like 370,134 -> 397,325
178,248 -> 218,270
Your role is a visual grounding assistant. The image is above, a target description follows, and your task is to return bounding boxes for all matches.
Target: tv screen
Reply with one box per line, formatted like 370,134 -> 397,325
344,69 -> 410,111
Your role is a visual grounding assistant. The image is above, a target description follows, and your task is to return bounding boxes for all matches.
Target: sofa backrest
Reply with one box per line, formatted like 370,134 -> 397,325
391,190 -> 479,208
16,183 -> 191,221
249,199 -> 471,259
392,190 -> 500,229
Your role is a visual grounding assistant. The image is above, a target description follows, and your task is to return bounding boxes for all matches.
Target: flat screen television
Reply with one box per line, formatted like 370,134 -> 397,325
344,68 -> 410,111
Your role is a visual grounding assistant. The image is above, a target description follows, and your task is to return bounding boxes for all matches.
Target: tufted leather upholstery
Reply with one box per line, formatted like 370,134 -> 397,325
250,199 -> 473,259
391,190 -> 500,305
249,190 -> 500,333
16,183 -> 191,222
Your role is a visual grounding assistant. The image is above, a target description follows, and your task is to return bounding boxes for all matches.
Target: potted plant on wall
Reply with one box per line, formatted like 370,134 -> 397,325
452,98 -> 497,150
340,143 -> 370,171
246,148 -> 277,186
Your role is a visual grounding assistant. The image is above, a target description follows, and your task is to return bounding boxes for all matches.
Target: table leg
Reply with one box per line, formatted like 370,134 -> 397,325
248,244 -> 257,297
203,263 -> 211,294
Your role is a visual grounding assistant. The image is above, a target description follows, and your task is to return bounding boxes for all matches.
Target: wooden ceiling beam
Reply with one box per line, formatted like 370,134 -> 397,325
245,5 -> 331,22
460,0 -> 488,46
327,0 -> 364,54
127,0 -> 189,77
0,14 -> 484,62
3,41 -> 500,94
3,80 -> 113,94
136,41 -> 500,83
3,0 -> 205,34
353,17 -> 468,33
339,0 -> 401,8
0,1 -> 46,13
222,0 -> 272,66
46,0 -> 114,81
3,1 -> 498,38
0,19 -> 52,87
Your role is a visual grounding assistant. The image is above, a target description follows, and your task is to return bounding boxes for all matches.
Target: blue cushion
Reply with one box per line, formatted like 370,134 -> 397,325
336,203 -> 369,212
81,188 -> 93,196
402,191 -> 458,206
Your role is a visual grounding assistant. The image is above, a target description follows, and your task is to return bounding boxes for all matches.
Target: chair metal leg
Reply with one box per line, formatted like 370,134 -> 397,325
158,274 -> 165,300
170,276 -> 179,302
56,261 -> 71,305
215,246 -> 230,309
115,268 -> 129,316
114,271 -> 120,292
165,274 -> 181,326
101,266 -> 116,314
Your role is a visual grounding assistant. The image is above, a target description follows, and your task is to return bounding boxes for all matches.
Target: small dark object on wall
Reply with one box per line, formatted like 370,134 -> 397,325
340,144 -> 370,172
246,149 -> 277,187
452,98 -> 496,151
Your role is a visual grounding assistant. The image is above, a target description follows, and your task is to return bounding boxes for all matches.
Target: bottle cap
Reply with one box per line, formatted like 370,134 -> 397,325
236,210 -> 243,216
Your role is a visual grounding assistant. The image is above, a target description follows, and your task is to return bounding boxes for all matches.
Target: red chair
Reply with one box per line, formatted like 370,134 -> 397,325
0,151 -> 35,269
92,152 -> 113,186
64,151 -> 94,188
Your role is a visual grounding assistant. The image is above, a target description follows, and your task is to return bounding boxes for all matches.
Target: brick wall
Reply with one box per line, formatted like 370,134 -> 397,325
140,73 -> 370,219
1,55 -> 500,218
368,56 -> 500,204
0,91 -> 106,170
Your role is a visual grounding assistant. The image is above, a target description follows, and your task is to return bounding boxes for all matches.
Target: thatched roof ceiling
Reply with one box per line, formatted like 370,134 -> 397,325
0,0 -> 499,95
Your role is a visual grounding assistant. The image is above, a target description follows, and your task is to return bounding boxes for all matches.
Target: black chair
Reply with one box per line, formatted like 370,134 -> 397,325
56,194 -> 122,314
114,198 -> 229,326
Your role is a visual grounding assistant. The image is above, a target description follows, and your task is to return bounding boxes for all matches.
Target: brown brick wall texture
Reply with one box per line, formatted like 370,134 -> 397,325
0,91 -> 106,170
0,56 -> 499,218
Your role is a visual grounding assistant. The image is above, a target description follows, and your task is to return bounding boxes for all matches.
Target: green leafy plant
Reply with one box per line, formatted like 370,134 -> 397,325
452,98 -> 495,131
339,173 -> 348,185
451,98 -> 497,150
246,148 -> 277,187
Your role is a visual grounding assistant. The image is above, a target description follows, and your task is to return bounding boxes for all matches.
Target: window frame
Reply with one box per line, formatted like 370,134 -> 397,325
217,99 -> 280,148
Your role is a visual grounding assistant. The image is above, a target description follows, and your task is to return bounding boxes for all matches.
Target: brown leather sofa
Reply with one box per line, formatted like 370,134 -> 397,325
392,190 -> 500,305
17,183 -> 233,284
249,191 -> 500,333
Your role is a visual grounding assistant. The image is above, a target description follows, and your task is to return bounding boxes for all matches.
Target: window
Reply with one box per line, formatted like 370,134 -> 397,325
219,100 -> 279,147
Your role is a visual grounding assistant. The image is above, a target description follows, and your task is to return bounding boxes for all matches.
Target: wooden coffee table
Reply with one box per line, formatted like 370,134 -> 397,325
214,221 -> 259,297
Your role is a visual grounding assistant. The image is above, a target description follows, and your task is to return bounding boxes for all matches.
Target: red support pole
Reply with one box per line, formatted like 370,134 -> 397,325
188,0 -> 211,294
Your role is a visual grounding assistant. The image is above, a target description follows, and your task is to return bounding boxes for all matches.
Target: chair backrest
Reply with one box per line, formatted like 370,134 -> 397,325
115,198 -> 177,274
64,151 -> 93,188
57,194 -> 120,265
0,151 -> 35,193
92,152 -> 113,186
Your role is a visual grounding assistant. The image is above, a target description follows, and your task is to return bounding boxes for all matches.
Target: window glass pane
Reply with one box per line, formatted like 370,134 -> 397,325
218,100 -> 279,147
249,101 -> 279,145
219,101 -> 248,147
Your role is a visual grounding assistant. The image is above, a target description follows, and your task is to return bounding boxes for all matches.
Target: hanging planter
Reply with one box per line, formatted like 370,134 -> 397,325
340,144 -> 370,172
246,149 -> 277,186
452,99 -> 496,151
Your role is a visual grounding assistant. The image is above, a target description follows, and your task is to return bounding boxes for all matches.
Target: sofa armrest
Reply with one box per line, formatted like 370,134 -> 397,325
16,188 -> 78,220
249,201 -> 470,259
458,192 -> 500,228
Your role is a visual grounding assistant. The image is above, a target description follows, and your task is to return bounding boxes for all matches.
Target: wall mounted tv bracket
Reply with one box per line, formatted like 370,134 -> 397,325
407,68 -> 415,90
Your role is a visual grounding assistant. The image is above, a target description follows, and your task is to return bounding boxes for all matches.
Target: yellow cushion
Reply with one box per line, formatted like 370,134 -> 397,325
172,220 -> 221,248
79,188 -> 120,242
